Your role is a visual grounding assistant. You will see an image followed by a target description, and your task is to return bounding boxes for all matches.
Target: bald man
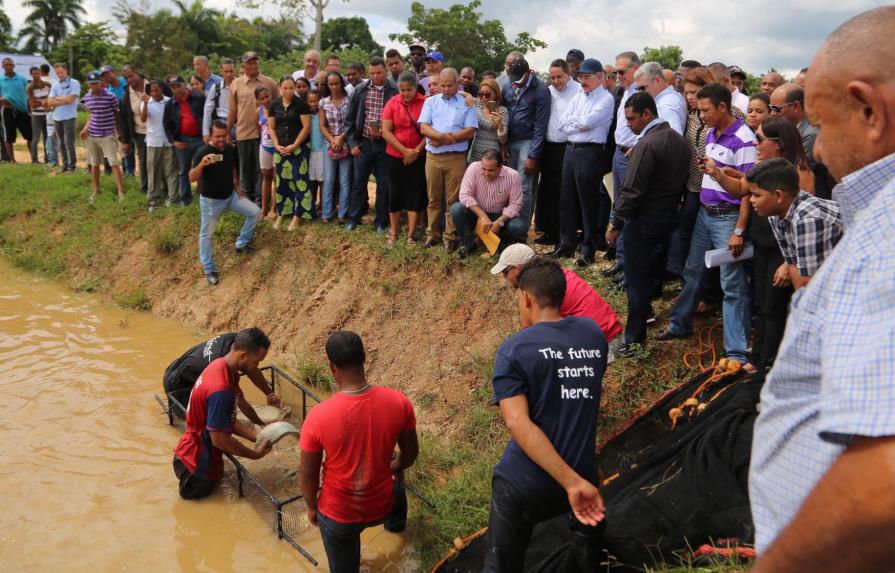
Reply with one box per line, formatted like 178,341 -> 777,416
770,83 -> 832,198
749,6 -> 895,572
759,72 -> 784,95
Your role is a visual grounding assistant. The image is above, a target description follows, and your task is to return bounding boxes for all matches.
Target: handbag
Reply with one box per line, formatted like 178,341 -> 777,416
328,145 -> 349,160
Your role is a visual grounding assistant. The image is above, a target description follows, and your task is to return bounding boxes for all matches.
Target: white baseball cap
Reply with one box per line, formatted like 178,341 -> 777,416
490,243 -> 535,275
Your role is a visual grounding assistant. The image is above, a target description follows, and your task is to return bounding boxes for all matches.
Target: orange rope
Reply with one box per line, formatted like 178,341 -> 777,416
683,323 -> 723,371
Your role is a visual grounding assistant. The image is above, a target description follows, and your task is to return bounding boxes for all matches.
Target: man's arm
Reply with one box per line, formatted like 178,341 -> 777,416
244,367 -> 279,406
528,85 -> 551,159
226,83 -> 237,133
299,449 -> 324,525
499,394 -> 604,525
189,153 -> 213,182
728,198 -> 751,257
752,436 -> 895,573
237,393 -> 265,426
391,429 -> 419,473
209,429 -> 270,459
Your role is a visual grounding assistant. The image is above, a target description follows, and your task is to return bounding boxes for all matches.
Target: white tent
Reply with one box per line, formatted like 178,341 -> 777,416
0,53 -> 59,82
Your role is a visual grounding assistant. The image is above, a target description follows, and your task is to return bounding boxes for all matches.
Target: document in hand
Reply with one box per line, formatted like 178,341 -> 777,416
475,219 -> 501,256
705,243 -> 754,268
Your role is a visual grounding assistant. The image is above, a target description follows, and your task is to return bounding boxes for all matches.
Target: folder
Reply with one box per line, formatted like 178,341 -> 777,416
475,218 -> 501,256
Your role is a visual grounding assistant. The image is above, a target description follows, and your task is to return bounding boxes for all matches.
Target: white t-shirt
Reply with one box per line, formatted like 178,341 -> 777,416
142,96 -> 170,147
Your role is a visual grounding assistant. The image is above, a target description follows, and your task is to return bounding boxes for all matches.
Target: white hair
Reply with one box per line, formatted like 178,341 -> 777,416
633,61 -> 663,82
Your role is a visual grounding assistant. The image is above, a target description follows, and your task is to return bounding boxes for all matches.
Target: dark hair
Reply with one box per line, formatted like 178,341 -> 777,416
397,71 -> 418,87
278,75 -> 295,86
148,79 -> 164,91
325,330 -> 366,368
232,327 -> 271,353
189,74 -> 203,86
54,62 -> 68,70
697,83 -> 732,110
549,59 -> 569,73
29,66 -> 39,73
683,66 -> 716,87
347,62 -> 364,73
481,69 -> 496,78
749,92 -> 771,108
295,76 -> 311,89
679,59 -> 702,69
40,63 -> 51,74
746,157 -> 800,197
625,91 -> 658,116
321,71 -> 346,98
517,258 -> 566,309
220,57 -> 234,68
799,67 -> 809,74
760,117 -> 809,170
307,89 -> 320,100
326,54 -> 341,63
784,86 -> 805,105
211,119 -> 228,132
481,148 -> 503,166
385,48 -> 402,59
369,56 -> 386,69
254,85 -> 270,98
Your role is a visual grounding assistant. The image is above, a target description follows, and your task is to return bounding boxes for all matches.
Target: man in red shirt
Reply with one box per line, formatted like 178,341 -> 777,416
491,244 -> 624,361
163,75 -> 206,205
299,331 -> 419,572
173,327 -> 273,500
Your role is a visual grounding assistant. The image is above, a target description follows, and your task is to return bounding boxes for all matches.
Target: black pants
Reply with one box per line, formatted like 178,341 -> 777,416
752,243 -> 792,366
173,455 -> 216,500
483,475 -> 601,572
350,138 -> 390,227
237,138 -> 262,203
559,145 -> 610,259
535,141 -> 566,240
623,214 -> 678,344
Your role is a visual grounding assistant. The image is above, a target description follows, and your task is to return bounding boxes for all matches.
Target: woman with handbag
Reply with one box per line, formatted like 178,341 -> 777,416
268,76 -> 313,231
380,71 -> 428,245
319,72 -> 352,224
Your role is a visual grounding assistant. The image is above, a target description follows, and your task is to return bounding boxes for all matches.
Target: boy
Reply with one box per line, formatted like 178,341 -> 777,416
747,158 -> 843,291
140,80 -> 179,212
81,70 -> 125,201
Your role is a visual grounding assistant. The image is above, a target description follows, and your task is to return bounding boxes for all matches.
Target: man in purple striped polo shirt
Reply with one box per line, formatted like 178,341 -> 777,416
656,83 -> 756,366
81,70 -> 125,201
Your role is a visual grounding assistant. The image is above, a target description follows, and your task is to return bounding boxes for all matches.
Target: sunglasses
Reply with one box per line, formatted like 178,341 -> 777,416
755,133 -> 781,144
616,67 -> 629,75
636,84 -> 647,91
769,102 -> 795,114
606,72 -> 617,79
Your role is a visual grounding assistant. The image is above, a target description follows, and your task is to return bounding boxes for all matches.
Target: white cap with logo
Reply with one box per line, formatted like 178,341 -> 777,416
490,243 -> 536,275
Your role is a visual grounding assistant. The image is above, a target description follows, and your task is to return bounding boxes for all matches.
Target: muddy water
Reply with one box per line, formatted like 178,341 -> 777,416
0,260 -> 413,571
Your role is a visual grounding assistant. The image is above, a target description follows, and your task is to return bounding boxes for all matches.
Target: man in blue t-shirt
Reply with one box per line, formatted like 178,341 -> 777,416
0,57 -> 32,163
484,257 -> 607,572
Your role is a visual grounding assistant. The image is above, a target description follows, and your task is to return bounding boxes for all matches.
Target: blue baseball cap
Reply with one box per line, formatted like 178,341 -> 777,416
425,51 -> 445,63
86,71 -> 102,83
577,58 -> 604,75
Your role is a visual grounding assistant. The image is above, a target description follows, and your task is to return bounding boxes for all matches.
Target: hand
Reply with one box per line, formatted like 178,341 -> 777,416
276,145 -> 289,155
389,455 -> 403,475
490,110 -> 503,128
699,156 -> 718,175
722,167 -> 744,179
441,133 -> 456,146
566,478 -> 605,526
79,129 -> 88,141
307,507 -> 318,527
403,149 -> 419,165
479,215 -> 495,234
728,233 -> 745,258
120,143 -> 131,153
227,134 -> 235,146
462,92 -> 475,107
772,263 -> 792,287
351,146 -> 363,158
173,141 -> 187,150
142,93 -> 150,103
625,148 -> 633,158
252,439 -> 272,459
524,157 -> 538,175
265,393 -> 281,407
605,227 -> 620,246
200,154 -> 216,167
501,147 -> 509,163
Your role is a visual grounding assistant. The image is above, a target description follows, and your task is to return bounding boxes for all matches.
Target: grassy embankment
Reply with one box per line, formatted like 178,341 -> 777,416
0,160 -> 746,572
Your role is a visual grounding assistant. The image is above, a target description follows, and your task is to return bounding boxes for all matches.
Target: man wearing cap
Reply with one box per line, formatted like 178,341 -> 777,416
566,49 -> 585,76
0,57 -> 32,164
163,75 -> 206,206
502,57 -> 551,232
419,51 -> 444,94
707,62 -> 749,115
408,41 -> 428,78
81,70 -> 125,201
292,50 -> 321,89
729,65 -> 748,95
100,65 -> 127,103
492,243 -> 623,361
760,72 -> 784,95
228,52 -> 279,204
497,51 -> 524,90
552,58 -> 615,268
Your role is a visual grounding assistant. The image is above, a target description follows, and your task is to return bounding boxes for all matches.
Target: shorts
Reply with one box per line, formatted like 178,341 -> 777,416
260,146 -> 274,170
86,135 -> 120,166
173,455 -> 216,500
309,150 -> 324,181
1,107 -> 32,143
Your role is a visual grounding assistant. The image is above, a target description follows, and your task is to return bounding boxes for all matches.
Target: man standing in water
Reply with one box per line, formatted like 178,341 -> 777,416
172,327 -> 274,500
484,257 -> 607,571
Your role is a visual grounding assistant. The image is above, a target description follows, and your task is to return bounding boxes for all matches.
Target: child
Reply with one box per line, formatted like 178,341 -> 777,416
255,86 -> 277,225
747,158 -> 843,291
140,80 -> 179,212
307,90 -> 326,219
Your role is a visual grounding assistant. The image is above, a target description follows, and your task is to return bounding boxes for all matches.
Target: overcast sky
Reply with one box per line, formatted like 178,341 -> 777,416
5,0 -> 888,77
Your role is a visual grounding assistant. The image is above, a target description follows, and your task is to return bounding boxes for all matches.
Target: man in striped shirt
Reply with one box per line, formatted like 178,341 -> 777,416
81,70 -> 125,201
656,83 -> 755,366
451,149 -> 526,258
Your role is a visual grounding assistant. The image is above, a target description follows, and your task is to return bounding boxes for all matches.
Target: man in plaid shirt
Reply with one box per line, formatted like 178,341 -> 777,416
746,158 -> 842,291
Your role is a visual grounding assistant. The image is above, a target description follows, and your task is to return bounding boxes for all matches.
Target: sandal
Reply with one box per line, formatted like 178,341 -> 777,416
387,232 -> 398,246
406,235 -> 417,245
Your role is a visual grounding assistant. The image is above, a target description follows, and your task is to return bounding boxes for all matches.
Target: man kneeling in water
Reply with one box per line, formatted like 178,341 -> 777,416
172,327 -> 274,500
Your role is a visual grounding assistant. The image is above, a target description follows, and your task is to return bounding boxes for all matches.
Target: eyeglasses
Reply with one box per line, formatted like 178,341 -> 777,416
606,72 -> 617,79
636,84 -> 647,91
769,102 -> 795,114
755,133 -> 780,144
616,67 -> 629,75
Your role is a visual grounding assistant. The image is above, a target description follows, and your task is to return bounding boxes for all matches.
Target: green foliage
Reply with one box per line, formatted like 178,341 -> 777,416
321,16 -> 383,55
114,287 -> 151,310
23,0 -> 86,53
46,22 -> 130,81
152,225 -> 185,254
294,356 -> 336,393
389,1 -> 547,74
641,45 -> 684,70
116,6 -> 196,79
0,0 -> 14,53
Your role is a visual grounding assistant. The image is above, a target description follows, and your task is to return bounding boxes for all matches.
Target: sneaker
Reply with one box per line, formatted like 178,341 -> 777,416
148,206 -> 156,214
164,200 -> 173,208
235,245 -> 257,254
206,272 -> 220,286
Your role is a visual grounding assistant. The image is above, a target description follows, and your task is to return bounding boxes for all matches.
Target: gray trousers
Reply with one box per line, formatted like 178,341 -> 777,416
55,118 -> 77,170
147,146 -> 180,207
30,114 -> 48,163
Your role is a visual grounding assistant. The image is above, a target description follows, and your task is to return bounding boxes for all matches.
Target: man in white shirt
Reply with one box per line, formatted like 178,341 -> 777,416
292,50 -> 321,89
140,80 -> 179,212
708,62 -> 749,115
633,62 -> 686,135
535,59 -> 581,246
551,58 -> 615,268
203,58 -> 236,144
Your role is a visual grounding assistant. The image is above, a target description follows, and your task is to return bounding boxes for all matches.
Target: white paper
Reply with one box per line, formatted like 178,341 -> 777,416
704,243 -> 754,268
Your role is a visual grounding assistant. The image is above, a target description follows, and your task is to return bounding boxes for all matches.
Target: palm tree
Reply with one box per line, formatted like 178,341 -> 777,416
0,1 -> 13,52
23,0 -> 86,53
171,0 -> 222,56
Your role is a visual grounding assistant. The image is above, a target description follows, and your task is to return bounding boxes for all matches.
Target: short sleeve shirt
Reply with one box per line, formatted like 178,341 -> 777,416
0,73 -> 29,113
560,268 -> 623,342
700,118 -> 756,206
381,93 -> 426,158
418,93 -> 479,154
49,78 -> 81,121
163,333 -> 237,395
228,74 -> 279,141
269,96 -> 310,146
83,90 -> 119,138
192,144 -> 236,199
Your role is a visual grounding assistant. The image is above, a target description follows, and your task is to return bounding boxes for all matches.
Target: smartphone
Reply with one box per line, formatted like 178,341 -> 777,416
210,154 -> 224,163
486,100 -> 497,113
369,119 -> 381,130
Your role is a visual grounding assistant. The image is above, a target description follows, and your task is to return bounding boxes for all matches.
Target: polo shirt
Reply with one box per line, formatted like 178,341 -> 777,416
0,73 -> 29,113
701,117 -> 756,206
83,90 -> 119,138
418,92 -> 478,154
49,78 -> 81,121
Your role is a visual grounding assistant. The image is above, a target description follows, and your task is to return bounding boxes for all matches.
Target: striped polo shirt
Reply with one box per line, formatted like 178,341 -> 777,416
84,90 -> 119,138
700,117 -> 756,206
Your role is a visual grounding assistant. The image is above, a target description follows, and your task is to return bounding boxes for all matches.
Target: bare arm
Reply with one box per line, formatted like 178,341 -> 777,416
447,126 -> 476,142
209,430 -> 270,459
244,367 -> 279,406
380,118 -> 408,155
788,265 -> 811,290
292,114 -> 311,148
319,110 -> 334,144
390,429 -> 419,473
299,449 -> 324,525
237,393 -> 264,426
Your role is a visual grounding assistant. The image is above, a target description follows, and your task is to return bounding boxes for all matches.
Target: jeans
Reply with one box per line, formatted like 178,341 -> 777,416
174,136 -> 203,205
611,148 -> 629,265
56,118 -> 77,171
449,203 -> 527,251
623,214 -> 678,344
507,139 -> 536,229
666,191 -> 702,276
349,138 -> 389,227
667,209 -> 751,362
46,121 -> 58,166
237,138 -> 261,203
198,193 -> 260,275
483,475 -> 601,573
30,114 -> 48,163
323,154 -> 352,219
317,480 -> 407,573
173,455 -> 216,500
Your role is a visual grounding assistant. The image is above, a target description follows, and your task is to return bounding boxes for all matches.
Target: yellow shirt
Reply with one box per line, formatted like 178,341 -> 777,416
228,73 -> 279,141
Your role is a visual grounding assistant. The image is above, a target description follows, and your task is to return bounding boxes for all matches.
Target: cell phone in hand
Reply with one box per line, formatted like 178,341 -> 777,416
210,154 -> 224,163
486,100 -> 497,113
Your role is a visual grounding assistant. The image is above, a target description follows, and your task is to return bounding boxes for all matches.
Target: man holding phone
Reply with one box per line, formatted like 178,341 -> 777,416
189,120 -> 261,285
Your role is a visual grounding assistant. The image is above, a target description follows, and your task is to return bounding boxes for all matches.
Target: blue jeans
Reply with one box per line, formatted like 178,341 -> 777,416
449,203 -> 527,250
323,153 -> 352,219
198,193 -> 260,275
349,139 -> 389,227
508,139 -> 535,230
46,120 -> 58,166
611,148 -> 629,264
175,136 -> 203,205
667,209 -> 750,362
317,480 -> 407,573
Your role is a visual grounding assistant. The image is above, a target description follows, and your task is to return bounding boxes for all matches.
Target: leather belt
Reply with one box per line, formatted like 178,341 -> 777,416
701,202 -> 740,215
567,142 -> 605,149
427,150 -> 467,156
618,145 -> 631,153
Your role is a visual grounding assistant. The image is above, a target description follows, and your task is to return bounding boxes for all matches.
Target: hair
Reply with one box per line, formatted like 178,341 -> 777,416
625,91 -> 658,116
193,55 -> 209,65
148,79 -> 164,92
478,78 -> 503,106
707,62 -> 730,80
680,59 -> 702,69
549,58 -> 569,73
307,89 -> 320,100
481,148 -> 503,166
304,49 -> 321,60
460,66 -> 475,76
481,69 -> 496,79
232,327 -> 271,353
760,117 -> 810,170
326,54 -> 341,63
369,56 -> 386,69
189,74 -> 203,86
784,86 -> 805,105
220,57 -> 234,68
633,61 -> 663,82
397,71 -> 418,87
799,67 -> 809,74
440,67 -> 459,82
254,85 -> 270,99
325,330 -> 366,368
517,258 -> 566,309
745,157 -> 800,197
29,66 -> 39,73
278,75 -> 295,86
506,50 -> 524,61
616,51 -> 641,66
683,66 -> 716,88
322,71 -> 346,98
697,83 -> 732,110
749,92 -> 771,108
295,76 -> 311,91
54,62 -> 69,71
385,48 -> 402,59
40,63 -> 50,74
347,62 -> 364,73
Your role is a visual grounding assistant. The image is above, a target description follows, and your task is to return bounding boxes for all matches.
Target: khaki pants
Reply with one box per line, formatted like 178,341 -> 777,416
147,146 -> 180,207
425,151 -> 467,241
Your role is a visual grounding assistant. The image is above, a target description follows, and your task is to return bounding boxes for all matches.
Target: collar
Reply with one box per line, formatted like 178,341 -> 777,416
625,83 -> 637,95
834,152 -> 895,227
656,85 -> 676,100
714,116 -> 743,139
440,92 -> 462,102
782,190 -> 810,222
637,118 -> 667,139
513,74 -> 533,90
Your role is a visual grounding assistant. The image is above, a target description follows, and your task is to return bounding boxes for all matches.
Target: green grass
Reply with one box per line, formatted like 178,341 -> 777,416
114,287 -> 151,310
293,355 -> 337,394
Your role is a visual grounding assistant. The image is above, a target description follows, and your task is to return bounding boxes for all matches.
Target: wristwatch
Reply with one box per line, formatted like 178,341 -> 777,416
733,228 -> 744,237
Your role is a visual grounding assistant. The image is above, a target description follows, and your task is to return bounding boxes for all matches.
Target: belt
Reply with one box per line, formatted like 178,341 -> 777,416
545,141 -> 568,146
567,142 -> 605,149
427,150 -> 467,156
701,202 -> 740,215
618,145 -> 631,154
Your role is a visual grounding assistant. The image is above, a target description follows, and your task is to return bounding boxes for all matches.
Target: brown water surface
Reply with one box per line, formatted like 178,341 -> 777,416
0,260 -> 412,571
